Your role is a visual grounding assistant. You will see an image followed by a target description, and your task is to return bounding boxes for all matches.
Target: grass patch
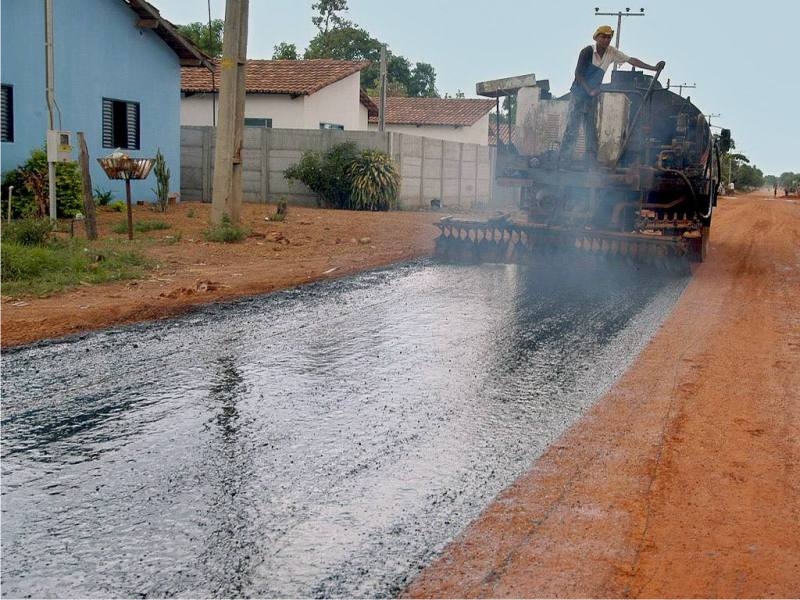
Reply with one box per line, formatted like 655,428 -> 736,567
2,218 -> 53,246
112,219 -> 171,234
1,238 -> 149,297
203,216 -> 248,243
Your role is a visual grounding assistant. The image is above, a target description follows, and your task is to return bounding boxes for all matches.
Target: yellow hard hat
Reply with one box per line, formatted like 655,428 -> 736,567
593,25 -> 614,39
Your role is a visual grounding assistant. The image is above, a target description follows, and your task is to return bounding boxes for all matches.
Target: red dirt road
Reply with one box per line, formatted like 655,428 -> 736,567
406,192 -> 800,598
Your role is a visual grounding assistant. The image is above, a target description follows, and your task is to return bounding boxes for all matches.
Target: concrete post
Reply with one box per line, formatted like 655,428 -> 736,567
211,0 -> 249,224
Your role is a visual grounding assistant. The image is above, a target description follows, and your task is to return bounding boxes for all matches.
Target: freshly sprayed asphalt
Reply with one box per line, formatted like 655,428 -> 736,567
1,257 -> 688,598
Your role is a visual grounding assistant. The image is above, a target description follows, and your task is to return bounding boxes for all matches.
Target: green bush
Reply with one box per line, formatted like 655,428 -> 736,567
349,150 -> 400,211
94,187 -> 114,206
108,200 -> 125,212
1,218 -> 52,246
112,219 -> 170,234
1,146 -> 83,219
203,214 -> 247,243
284,143 -> 401,211
284,142 -> 359,209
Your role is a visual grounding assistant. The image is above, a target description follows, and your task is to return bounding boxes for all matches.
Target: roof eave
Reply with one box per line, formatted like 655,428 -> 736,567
126,0 -> 213,70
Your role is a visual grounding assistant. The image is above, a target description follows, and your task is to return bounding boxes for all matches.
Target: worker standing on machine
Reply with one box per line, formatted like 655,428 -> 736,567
559,25 -> 665,166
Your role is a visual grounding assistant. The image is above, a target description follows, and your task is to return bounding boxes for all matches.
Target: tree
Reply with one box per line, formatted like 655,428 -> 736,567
737,163 -> 764,190
177,19 -> 223,58
302,2 -> 440,97
273,42 -> 298,60
778,171 -> 800,192
305,25 -> 382,88
305,25 -> 379,61
311,0 -> 352,33
407,63 -> 438,97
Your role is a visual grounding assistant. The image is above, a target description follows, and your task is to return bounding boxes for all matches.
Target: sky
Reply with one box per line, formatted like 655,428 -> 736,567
154,0 -> 799,176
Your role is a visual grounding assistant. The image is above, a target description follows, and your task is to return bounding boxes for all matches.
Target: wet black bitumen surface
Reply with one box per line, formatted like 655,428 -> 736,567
1,258 -> 688,598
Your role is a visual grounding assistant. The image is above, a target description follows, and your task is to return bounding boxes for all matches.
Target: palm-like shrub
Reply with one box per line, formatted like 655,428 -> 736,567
349,150 -> 400,211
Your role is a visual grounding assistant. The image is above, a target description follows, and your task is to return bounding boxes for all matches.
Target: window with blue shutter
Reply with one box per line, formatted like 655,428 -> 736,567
102,97 -> 140,149
1,85 -> 13,143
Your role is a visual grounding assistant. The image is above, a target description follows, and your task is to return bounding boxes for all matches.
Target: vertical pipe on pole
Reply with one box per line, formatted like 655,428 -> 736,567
495,96 -> 500,147
378,45 -> 387,132
45,0 -> 57,222
208,0 -> 216,128
125,179 -> 133,240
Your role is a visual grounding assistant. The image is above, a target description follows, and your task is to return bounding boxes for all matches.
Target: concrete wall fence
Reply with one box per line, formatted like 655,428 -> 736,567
180,127 -> 495,210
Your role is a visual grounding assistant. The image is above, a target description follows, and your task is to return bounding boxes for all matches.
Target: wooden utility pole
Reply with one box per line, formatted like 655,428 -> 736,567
211,0 -> 249,225
77,132 -> 98,240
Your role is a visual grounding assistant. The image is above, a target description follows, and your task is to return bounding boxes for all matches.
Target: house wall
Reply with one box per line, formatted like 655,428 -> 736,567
180,72 -> 366,131
368,113 -> 491,146
181,92 -> 308,128
302,74 -> 363,130
1,0 -> 183,204
358,104 -> 370,130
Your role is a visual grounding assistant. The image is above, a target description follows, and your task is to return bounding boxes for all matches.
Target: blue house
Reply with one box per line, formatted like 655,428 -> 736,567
1,0 -> 209,205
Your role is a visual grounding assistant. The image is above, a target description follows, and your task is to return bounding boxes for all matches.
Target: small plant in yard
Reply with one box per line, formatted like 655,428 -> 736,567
94,187 -> 114,206
268,198 -> 288,221
108,201 -> 125,212
203,214 -> 247,243
112,220 -> 170,234
152,148 -> 170,213
349,150 -> 400,211
163,231 -> 183,245
186,208 -> 196,218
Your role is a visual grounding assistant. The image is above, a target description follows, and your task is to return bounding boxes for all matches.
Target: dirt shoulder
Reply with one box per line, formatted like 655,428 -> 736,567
1,202 -> 439,348
405,191 -> 800,597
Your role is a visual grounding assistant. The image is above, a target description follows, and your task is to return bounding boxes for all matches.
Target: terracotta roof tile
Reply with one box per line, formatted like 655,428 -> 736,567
181,59 -> 370,95
368,97 -> 496,127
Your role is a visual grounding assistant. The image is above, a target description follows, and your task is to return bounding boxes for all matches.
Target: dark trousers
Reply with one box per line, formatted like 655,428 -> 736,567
560,92 -> 598,161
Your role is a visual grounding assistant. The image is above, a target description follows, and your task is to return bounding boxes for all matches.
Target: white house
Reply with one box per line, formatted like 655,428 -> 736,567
368,97 -> 497,145
181,59 -> 377,130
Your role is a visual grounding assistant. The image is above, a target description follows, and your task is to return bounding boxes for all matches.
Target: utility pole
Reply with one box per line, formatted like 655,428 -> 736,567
378,45 -> 387,132
211,0 -> 248,225
594,7 -> 645,71
44,0 -> 57,222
